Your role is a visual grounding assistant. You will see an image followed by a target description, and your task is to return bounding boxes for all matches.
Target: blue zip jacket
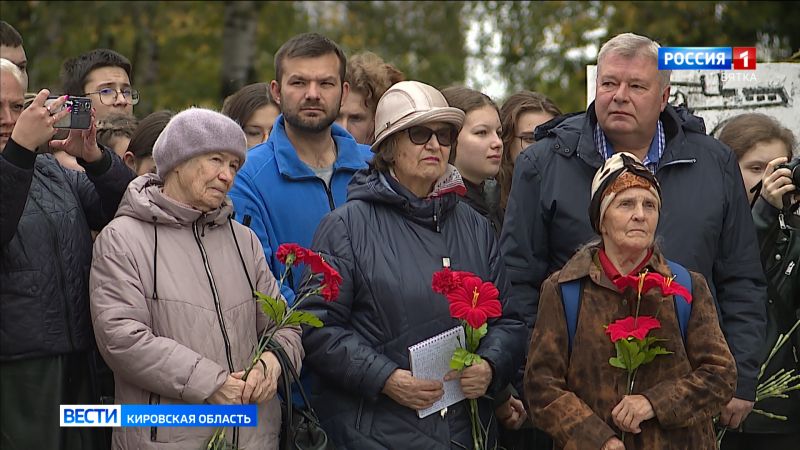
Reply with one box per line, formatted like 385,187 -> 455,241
229,115 -> 372,304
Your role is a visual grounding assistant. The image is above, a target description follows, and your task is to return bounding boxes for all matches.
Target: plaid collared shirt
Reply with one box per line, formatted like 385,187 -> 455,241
594,120 -> 665,173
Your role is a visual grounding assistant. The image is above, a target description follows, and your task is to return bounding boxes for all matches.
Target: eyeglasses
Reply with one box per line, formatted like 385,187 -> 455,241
82,87 -> 140,106
406,125 -> 458,146
517,132 -> 536,148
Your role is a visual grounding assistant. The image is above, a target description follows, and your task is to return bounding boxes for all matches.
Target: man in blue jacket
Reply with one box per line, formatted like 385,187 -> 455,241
501,32 -> 767,442
229,33 -> 372,303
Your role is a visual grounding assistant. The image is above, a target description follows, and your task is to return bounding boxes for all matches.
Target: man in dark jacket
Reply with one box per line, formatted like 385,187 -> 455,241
500,32 -> 767,440
1,59 -> 135,449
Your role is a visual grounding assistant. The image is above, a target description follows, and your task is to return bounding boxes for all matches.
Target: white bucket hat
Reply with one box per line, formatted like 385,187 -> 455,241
371,81 -> 465,152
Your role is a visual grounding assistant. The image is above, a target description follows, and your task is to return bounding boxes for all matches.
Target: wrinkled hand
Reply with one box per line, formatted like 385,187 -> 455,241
382,369 -> 444,411
445,359 -> 493,399
611,395 -> 654,434
761,157 -> 796,210
719,397 -> 754,429
49,107 -> 102,163
601,437 -> 625,450
207,375 -> 246,405
9,90 -> 70,151
232,352 -> 281,404
495,395 -> 527,430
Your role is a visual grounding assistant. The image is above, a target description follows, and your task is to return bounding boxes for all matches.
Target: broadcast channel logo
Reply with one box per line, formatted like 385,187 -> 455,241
659,47 -> 757,70
60,404 -> 258,427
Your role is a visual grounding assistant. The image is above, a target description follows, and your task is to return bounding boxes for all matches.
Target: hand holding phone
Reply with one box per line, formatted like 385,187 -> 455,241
49,104 -> 103,163
44,96 -> 92,129
8,90 -> 70,151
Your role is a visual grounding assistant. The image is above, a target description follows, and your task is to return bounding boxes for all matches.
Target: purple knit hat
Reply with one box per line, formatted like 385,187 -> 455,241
153,107 -> 247,177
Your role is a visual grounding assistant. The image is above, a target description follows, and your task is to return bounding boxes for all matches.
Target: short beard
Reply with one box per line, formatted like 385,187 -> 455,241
283,105 -> 339,134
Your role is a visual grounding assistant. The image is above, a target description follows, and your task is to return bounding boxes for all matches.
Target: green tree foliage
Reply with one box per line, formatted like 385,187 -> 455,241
474,0 -> 800,112
2,1 -> 305,115
2,1 -> 466,115
3,1 -> 794,116
310,1 -> 467,90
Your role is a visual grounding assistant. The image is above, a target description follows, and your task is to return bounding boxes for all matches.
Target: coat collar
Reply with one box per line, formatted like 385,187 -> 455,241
565,102 -> 705,169
271,115 -> 368,179
558,244 -> 677,292
116,174 -> 233,228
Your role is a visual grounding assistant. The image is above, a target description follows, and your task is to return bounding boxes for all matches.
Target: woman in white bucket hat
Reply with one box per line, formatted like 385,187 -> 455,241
300,81 -> 527,449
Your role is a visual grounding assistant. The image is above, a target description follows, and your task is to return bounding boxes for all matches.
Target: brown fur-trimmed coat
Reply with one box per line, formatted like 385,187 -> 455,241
524,246 -> 736,450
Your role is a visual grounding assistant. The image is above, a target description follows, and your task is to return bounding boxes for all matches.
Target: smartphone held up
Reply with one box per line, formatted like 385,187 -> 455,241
44,96 -> 92,129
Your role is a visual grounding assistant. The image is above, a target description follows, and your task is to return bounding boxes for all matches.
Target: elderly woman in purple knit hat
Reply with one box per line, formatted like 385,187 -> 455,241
90,108 -> 303,449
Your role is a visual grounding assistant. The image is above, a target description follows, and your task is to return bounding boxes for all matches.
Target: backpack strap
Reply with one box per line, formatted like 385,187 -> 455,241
560,279 -> 583,356
561,263 -> 691,353
666,259 -> 692,344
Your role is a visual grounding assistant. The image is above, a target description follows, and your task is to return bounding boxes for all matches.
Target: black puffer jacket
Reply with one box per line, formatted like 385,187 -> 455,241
500,103 -> 767,401
0,139 -> 134,361
740,199 -> 800,433
300,169 -> 527,449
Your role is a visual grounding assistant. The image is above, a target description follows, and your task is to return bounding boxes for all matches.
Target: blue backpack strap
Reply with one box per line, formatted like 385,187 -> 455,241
560,280 -> 582,355
666,260 -> 692,343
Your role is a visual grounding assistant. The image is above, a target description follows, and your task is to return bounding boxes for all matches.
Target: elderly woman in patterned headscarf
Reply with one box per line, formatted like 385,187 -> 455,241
524,152 -> 736,450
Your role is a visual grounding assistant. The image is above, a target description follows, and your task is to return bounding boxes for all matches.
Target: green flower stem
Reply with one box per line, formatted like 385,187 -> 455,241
209,263 -> 323,450
242,286 -> 321,381
469,398 -> 483,450
633,291 -> 643,324
758,320 -> 800,379
726,317 -> 800,441
751,408 -> 788,420
716,426 -> 727,448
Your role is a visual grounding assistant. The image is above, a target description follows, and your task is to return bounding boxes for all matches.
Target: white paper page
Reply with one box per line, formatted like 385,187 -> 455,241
408,326 -> 467,418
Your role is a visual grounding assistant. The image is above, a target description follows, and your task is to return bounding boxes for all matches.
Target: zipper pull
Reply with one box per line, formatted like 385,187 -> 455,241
433,198 -> 441,232
779,213 -> 787,230
786,261 -> 795,277
442,257 -> 451,269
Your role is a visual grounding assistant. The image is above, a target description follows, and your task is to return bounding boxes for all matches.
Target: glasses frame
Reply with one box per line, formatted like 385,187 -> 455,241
516,132 -> 536,148
82,87 -> 140,106
406,125 -> 458,147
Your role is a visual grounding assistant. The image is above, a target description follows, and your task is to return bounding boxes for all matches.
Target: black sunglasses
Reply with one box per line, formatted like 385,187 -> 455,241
406,125 -> 458,146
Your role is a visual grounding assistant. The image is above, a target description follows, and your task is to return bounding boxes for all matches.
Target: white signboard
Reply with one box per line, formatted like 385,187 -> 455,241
587,63 -> 799,148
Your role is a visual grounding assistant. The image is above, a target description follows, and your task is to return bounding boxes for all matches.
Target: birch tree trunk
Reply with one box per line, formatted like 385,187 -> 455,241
220,1 -> 260,99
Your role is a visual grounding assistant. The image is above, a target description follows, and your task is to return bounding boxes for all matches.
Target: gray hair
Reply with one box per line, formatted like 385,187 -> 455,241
0,57 -> 24,89
597,33 -> 671,89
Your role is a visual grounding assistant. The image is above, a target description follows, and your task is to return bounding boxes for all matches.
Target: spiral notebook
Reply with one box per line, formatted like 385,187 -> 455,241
408,326 -> 466,418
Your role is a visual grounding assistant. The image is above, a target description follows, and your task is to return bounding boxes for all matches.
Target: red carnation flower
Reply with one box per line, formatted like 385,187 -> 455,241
446,275 -> 503,329
304,251 -> 328,274
432,268 -> 472,295
320,267 -> 343,302
276,243 -> 307,266
605,316 -> 661,342
300,251 -> 342,302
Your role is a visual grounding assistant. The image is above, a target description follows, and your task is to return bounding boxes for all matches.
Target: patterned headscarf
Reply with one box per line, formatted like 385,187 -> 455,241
589,152 -> 661,234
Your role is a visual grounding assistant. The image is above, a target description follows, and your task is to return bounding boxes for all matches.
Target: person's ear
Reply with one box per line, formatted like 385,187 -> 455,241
270,80 -> 281,106
341,81 -> 350,107
660,84 -> 670,112
123,151 -> 136,170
